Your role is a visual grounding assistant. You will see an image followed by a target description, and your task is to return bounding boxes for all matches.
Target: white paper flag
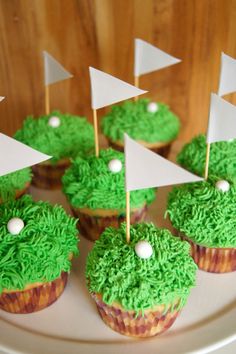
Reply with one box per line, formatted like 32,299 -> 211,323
0,97 -> 5,102
0,133 -> 51,177
134,38 -> 181,77
89,67 -> 147,110
206,93 -> 236,143
125,134 -> 202,191
218,53 -> 236,96
43,51 -> 73,86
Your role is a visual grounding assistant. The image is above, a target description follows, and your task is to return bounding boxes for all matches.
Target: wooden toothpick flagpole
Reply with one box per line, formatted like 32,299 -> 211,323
93,109 -> 99,157
45,85 -> 50,115
126,190 -> 130,243
204,142 -> 211,180
134,76 -> 139,102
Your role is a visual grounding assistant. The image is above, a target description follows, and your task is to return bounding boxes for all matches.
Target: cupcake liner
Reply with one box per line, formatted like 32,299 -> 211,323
179,232 -> 236,273
92,293 -> 180,337
32,159 -> 70,190
107,139 -> 171,158
0,272 -> 68,314
72,205 -> 147,241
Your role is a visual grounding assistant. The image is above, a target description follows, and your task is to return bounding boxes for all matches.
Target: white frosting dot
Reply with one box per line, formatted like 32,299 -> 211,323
228,139 -> 234,143
147,102 -> 159,113
7,217 -> 24,235
215,180 -> 230,192
48,116 -> 61,128
135,240 -> 153,259
108,159 -> 122,173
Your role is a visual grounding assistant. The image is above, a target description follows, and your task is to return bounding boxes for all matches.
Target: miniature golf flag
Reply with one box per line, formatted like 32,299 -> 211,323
0,133 -> 51,177
89,67 -> 147,110
0,97 -> 5,102
218,53 -> 236,96
134,38 -> 181,77
124,134 -> 202,191
206,93 -> 236,144
43,51 -> 73,86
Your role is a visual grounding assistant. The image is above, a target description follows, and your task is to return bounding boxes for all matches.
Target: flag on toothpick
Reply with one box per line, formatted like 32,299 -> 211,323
218,53 -> 236,97
89,67 -> 147,109
0,133 -> 51,177
43,51 -> 73,86
206,93 -> 236,143
125,134 -> 202,191
134,38 -> 181,77
0,97 -> 5,102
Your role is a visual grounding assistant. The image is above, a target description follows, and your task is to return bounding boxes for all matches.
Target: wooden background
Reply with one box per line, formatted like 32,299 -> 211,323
0,0 -> 236,141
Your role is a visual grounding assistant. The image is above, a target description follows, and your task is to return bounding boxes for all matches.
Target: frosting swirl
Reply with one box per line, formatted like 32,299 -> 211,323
86,223 -> 197,313
14,111 -> 94,164
166,177 -> 236,248
62,148 -> 155,210
101,99 -> 180,144
0,168 -> 31,202
177,134 -> 236,179
0,195 -> 79,293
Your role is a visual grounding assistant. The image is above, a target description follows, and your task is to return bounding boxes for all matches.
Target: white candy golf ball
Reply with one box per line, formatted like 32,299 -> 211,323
215,180 -> 230,192
7,217 -> 24,235
108,159 -> 122,173
147,102 -> 159,113
48,116 -> 61,128
135,240 -> 153,259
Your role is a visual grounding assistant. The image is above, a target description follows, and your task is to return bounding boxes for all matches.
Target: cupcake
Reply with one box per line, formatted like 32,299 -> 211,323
177,134 -> 236,179
86,223 -> 197,337
14,110 -> 94,189
0,168 -> 31,203
62,148 -> 155,241
0,195 -> 79,313
166,177 -> 236,273
101,98 -> 180,157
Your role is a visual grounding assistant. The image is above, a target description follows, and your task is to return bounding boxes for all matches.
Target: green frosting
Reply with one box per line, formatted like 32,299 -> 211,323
14,111 -> 94,164
62,148 -> 155,210
177,134 -> 236,179
0,168 -> 31,202
0,195 -> 79,293
86,223 -> 197,313
166,177 -> 236,248
101,99 -> 180,144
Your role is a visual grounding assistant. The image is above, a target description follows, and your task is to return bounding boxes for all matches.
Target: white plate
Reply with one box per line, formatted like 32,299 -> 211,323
0,184 -> 236,354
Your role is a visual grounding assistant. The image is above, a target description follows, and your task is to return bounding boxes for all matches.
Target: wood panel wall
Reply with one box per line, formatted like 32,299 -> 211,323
0,0 -> 236,141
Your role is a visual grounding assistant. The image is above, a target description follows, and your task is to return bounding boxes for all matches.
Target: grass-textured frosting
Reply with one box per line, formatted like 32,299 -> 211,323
177,134 -> 236,179
0,168 -> 31,202
14,111 -> 94,164
62,148 -> 155,210
101,99 -> 180,144
86,223 -> 197,313
0,195 -> 79,293
166,177 -> 236,248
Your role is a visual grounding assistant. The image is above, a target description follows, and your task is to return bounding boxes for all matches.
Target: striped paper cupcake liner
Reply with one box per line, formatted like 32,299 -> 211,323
92,293 -> 180,337
0,272 -> 68,314
107,139 -> 172,158
72,205 -> 148,241
179,232 -> 236,273
32,160 -> 70,190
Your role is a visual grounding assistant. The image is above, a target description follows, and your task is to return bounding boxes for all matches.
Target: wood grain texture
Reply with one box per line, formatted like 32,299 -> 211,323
0,0 -> 236,141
